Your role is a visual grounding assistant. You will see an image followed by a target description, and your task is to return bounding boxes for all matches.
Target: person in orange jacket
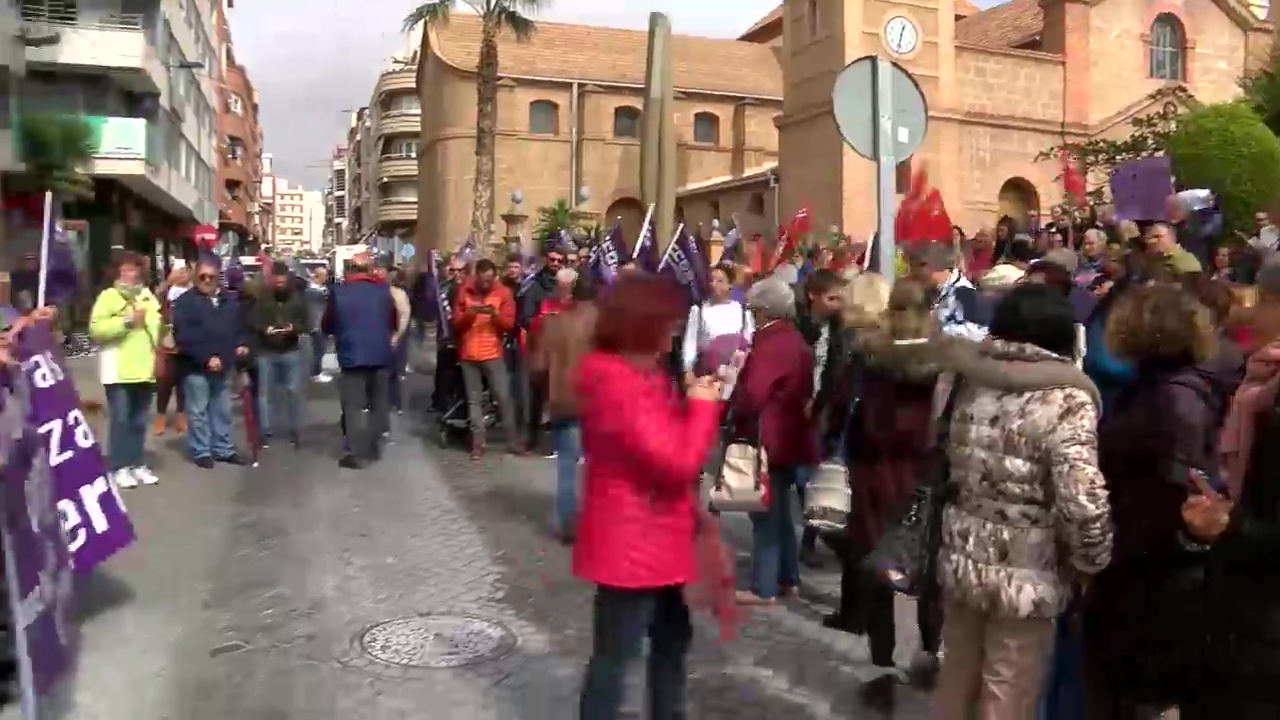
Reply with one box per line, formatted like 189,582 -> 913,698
452,258 -> 520,459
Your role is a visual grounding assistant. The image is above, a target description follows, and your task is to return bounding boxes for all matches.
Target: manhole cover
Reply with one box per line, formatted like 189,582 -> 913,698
359,614 -> 517,668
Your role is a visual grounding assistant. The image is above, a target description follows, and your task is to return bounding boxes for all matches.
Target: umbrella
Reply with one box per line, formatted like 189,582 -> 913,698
238,373 -> 261,467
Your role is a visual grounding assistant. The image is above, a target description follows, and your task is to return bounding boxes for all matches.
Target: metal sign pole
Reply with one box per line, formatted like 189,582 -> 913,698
873,56 -> 898,286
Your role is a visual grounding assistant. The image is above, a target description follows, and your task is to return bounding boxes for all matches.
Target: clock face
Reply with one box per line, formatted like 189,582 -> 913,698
884,16 -> 919,55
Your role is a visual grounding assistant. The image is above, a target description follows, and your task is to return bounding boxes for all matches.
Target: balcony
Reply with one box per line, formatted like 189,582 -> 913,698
378,195 -> 418,222
376,110 -> 421,138
378,154 -> 417,180
21,2 -> 164,93
375,67 -> 416,97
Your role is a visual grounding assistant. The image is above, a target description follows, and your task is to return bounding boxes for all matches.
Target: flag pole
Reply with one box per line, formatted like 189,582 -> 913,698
656,223 -> 684,271
631,203 -> 656,261
36,190 -> 52,308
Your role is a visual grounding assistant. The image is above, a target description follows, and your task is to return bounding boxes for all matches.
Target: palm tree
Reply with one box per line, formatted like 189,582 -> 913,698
404,0 -> 546,251
13,113 -> 94,197
533,197 -> 588,243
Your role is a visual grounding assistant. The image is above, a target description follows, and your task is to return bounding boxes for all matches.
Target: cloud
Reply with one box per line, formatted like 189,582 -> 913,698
229,0 -> 1001,190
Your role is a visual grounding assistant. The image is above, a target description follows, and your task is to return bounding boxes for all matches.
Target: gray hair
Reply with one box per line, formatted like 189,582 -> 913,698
555,267 -> 578,285
770,263 -> 799,287
745,277 -> 796,320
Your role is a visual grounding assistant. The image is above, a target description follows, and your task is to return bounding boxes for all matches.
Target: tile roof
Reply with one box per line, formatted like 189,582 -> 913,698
955,0 -> 983,16
955,0 -> 1045,48
738,5 -> 783,41
429,15 -> 784,98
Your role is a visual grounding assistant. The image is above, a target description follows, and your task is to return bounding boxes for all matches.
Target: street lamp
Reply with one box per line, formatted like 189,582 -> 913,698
577,186 -> 590,205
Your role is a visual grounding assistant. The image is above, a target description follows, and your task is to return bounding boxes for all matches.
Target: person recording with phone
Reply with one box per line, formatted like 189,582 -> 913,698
249,262 -> 309,449
451,258 -> 519,460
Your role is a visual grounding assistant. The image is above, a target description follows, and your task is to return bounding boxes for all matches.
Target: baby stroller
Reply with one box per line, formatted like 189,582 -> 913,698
433,346 -> 500,449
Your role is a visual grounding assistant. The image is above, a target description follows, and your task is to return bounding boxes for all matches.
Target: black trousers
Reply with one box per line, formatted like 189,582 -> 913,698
431,344 -> 459,411
839,541 -> 943,668
338,368 -> 390,459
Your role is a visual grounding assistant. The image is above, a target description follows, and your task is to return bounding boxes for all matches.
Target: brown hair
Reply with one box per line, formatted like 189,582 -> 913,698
105,251 -> 146,285
592,272 -> 686,356
1184,276 -> 1233,328
884,278 -> 933,341
1105,283 -> 1215,364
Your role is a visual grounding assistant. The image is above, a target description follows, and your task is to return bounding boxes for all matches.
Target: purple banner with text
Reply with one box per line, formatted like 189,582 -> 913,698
0,341 -> 79,715
14,323 -> 135,573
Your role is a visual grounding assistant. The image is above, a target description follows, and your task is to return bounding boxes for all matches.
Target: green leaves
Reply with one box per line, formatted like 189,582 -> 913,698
533,197 -> 588,242
13,113 -> 94,198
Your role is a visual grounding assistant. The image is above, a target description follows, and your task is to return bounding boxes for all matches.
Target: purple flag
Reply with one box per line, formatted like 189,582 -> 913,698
590,221 -> 623,286
13,322 -> 135,573
1110,156 -> 1173,222
0,319 -> 78,709
631,217 -> 659,273
41,216 -> 80,307
428,250 -> 452,341
659,227 -> 708,303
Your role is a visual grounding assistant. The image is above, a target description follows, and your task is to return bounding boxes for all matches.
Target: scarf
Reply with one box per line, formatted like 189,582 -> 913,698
114,281 -> 142,302
1219,339 -> 1280,496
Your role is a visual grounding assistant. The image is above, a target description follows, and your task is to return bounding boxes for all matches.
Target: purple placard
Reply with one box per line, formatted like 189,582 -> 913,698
12,322 -> 135,573
1110,156 -> 1173,222
0,354 -> 78,713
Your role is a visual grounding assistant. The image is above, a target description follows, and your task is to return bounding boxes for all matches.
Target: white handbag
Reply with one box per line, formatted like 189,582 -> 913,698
708,437 -> 769,513
802,355 -> 862,530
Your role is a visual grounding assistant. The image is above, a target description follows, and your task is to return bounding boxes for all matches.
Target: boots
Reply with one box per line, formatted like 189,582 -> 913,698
172,412 -> 187,434
152,415 -> 167,436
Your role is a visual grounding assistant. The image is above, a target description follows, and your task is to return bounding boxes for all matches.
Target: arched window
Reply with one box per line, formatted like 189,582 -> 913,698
613,106 -> 641,138
693,112 -> 720,145
528,100 -> 559,135
1148,14 -> 1185,81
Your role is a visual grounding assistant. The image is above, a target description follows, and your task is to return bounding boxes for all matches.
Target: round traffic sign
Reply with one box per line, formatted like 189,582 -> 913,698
831,56 -> 929,162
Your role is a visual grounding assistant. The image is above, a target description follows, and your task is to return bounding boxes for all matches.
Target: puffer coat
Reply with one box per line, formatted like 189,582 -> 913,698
937,339 -> 1113,620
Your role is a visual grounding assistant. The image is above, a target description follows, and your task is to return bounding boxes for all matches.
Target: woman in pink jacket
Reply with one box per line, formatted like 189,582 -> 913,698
574,272 -> 724,719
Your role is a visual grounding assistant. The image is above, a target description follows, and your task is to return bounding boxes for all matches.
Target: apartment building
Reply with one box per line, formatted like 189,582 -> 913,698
213,0 -> 264,256
270,179 -> 322,255
323,144 -> 346,251
344,106 -> 370,244
14,0 -> 222,278
259,150 -> 274,248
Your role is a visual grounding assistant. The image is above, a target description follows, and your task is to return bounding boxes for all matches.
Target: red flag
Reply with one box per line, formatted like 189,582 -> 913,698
1060,149 -> 1086,208
768,207 -> 812,273
894,164 -> 952,252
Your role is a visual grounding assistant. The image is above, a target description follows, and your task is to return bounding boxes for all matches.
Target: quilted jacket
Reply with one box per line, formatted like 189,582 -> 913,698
572,351 -> 721,589
937,339 -> 1113,620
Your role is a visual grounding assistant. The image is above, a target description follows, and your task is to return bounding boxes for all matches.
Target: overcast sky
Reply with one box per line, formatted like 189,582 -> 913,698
227,0 -> 995,190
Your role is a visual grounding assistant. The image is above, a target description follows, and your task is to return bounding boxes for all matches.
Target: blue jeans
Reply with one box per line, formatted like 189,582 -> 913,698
389,338 -> 409,412
256,350 -> 303,439
104,383 -> 153,471
309,331 -> 327,377
550,419 -> 581,533
183,370 -> 235,460
580,584 -> 691,719
749,464 -> 800,600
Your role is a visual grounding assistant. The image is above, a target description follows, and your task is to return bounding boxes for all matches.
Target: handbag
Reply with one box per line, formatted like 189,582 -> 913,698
863,374 -> 965,596
803,353 -> 863,531
707,407 -> 771,513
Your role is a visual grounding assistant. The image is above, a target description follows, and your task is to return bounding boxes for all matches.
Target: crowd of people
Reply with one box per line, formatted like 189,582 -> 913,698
420,193 -> 1280,719
88,249 -> 414,485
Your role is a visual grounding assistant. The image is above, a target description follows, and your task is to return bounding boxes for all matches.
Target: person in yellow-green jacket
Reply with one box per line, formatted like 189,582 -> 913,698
89,251 -> 163,490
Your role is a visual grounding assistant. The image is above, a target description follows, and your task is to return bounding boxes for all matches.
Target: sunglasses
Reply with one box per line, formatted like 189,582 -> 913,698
198,273 -> 217,281
546,255 -> 564,264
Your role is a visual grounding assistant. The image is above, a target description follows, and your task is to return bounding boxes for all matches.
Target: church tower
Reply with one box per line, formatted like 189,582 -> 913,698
776,0 -> 960,237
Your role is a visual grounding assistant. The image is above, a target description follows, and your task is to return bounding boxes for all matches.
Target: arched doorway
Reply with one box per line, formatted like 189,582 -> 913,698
605,197 -> 646,251
997,177 -> 1040,228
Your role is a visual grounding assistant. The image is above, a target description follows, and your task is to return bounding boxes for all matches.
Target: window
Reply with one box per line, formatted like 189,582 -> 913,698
807,0 -> 820,37
1148,14 -> 1185,81
693,112 -> 720,145
528,100 -> 560,135
386,139 -> 418,158
386,94 -> 421,113
228,93 -> 243,114
613,106 -> 641,138
748,192 -> 766,215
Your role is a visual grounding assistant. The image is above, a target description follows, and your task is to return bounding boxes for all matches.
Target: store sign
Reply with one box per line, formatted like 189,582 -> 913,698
85,116 -> 146,160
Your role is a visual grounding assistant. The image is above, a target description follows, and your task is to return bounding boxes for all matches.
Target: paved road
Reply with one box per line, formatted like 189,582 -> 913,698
27,355 -> 930,719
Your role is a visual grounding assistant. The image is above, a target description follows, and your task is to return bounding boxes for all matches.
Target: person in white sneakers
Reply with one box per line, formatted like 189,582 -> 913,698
89,252 -> 163,488
305,266 -> 333,383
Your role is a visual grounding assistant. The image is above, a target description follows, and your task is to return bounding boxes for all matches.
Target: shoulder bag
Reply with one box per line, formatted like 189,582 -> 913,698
862,373 -> 965,596
803,353 -> 863,531
707,413 -> 770,513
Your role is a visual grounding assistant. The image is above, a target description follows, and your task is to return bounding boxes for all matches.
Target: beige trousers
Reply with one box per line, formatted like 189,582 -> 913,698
932,600 -> 1056,720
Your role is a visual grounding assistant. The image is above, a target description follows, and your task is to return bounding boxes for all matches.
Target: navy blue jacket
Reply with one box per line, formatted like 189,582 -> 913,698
322,276 -> 396,370
172,288 -> 247,373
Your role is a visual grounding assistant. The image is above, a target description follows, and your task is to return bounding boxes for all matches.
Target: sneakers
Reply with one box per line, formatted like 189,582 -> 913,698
312,373 -> 332,384
194,457 -> 215,469
113,468 -> 139,489
338,453 -> 363,469
132,466 -> 159,485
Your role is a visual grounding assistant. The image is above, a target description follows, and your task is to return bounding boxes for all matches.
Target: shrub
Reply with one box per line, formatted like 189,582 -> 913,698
1168,102 -> 1280,236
